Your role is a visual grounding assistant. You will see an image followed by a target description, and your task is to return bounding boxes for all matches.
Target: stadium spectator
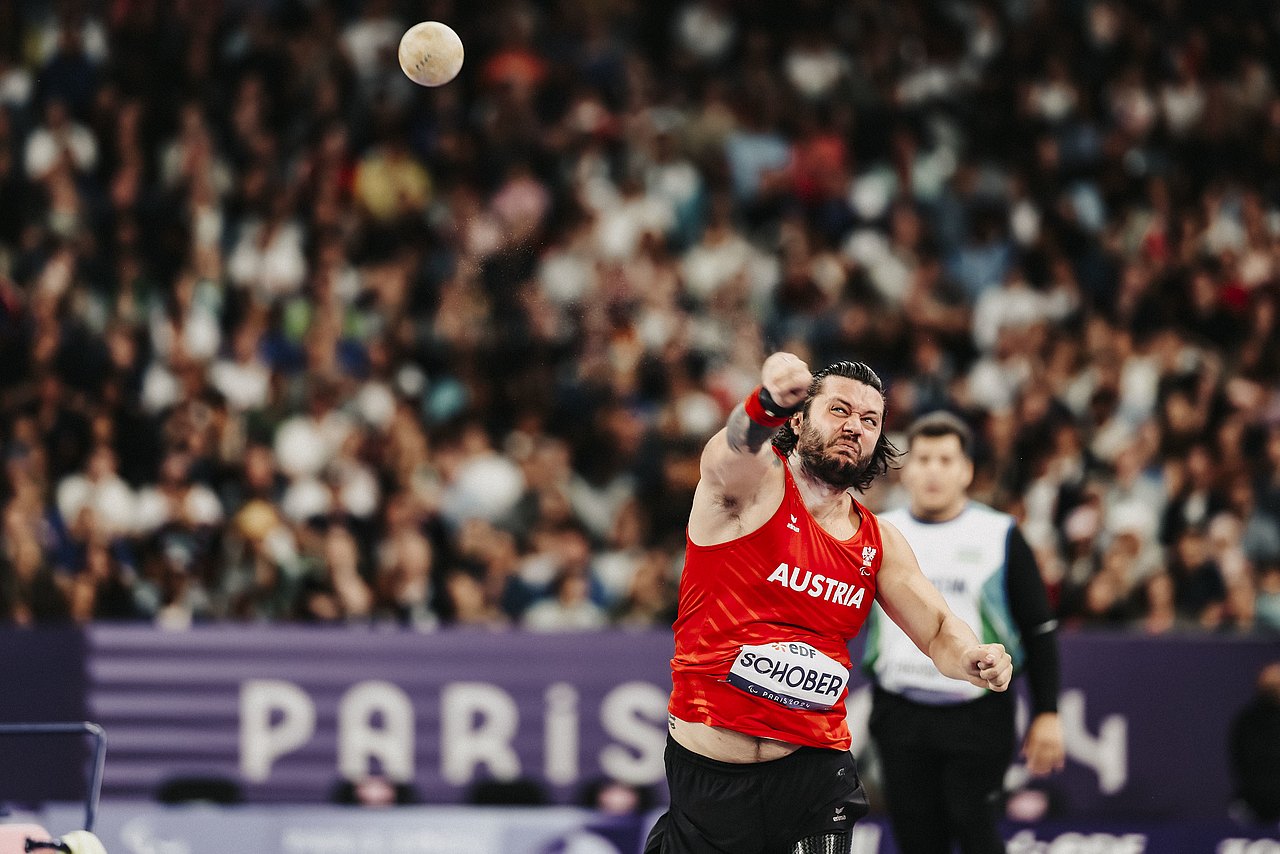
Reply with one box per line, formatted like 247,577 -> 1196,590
521,568 -> 607,631
1167,524 -> 1229,630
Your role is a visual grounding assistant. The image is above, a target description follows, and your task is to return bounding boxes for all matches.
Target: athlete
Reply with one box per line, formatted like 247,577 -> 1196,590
643,354 -> 1013,854
868,410 -> 1063,854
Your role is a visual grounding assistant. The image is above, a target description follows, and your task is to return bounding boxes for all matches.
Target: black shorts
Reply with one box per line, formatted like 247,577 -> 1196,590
643,735 -> 869,854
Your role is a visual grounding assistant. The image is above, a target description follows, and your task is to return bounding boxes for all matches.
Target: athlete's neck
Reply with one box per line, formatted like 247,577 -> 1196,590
788,454 -> 854,522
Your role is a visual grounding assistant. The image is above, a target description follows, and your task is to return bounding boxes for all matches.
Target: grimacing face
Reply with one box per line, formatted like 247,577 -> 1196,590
902,433 -> 974,521
794,377 -> 885,490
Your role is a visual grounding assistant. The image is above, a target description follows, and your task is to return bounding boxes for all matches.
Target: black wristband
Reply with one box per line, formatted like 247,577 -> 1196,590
758,386 -> 803,418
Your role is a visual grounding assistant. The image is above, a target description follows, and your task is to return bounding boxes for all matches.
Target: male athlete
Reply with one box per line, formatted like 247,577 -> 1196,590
643,354 -> 1013,854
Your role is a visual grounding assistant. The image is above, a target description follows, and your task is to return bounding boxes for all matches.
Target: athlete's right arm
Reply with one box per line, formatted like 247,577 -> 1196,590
698,353 -> 811,498
688,353 -> 811,544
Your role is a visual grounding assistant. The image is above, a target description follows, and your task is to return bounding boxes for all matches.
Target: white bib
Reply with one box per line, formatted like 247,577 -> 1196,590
726,642 -> 849,710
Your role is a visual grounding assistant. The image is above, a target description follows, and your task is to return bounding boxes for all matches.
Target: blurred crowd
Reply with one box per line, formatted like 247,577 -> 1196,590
0,0 -> 1278,635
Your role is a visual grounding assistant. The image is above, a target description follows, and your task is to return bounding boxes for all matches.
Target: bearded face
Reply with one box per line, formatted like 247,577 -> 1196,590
795,416 -> 874,489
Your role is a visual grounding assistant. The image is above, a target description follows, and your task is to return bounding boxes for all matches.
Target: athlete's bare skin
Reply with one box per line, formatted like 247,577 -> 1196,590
670,713 -> 800,763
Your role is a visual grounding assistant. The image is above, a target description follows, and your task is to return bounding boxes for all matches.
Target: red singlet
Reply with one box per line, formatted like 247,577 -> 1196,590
668,449 -> 883,750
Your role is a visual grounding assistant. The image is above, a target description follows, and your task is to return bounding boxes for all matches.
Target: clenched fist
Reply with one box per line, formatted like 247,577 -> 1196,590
963,643 -> 1013,692
761,352 -> 812,414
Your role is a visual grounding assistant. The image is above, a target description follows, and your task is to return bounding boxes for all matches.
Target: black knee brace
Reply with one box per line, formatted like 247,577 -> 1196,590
790,832 -> 851,854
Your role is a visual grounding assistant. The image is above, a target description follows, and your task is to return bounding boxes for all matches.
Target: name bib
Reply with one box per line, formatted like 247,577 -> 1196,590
726,642 -> 849,710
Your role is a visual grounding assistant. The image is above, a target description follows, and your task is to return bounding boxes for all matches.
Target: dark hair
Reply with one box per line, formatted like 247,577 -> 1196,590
772,361 -> 900,491
906,410 -> 975,458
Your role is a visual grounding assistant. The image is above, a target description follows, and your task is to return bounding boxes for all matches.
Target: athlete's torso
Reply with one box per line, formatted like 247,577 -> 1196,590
668,450 -> 883,750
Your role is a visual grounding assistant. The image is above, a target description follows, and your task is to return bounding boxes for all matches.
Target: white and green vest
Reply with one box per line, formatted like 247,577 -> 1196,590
864,502 -> 1024,704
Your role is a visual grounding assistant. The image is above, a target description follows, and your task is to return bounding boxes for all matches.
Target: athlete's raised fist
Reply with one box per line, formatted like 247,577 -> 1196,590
761,353 -> 812,413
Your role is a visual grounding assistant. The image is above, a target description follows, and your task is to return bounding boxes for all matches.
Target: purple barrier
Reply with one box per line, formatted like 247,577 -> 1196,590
87,627 -> 677,806
83,626 -> 1278,819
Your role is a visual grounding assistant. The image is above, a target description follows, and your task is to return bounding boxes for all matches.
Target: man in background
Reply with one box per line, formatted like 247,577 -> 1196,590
867,411 -> 1064,854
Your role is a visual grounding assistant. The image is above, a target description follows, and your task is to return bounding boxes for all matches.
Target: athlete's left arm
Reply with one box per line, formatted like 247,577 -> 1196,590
873,519 -> 1013,691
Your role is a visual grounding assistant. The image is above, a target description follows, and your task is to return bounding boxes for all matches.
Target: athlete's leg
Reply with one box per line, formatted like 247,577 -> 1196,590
790,832 -> 851,854
653,807 -> 762,854
658,736 -> 768,854
642,812 -> 669,854
644,808 -> 747,854
773,748 -> 867,854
